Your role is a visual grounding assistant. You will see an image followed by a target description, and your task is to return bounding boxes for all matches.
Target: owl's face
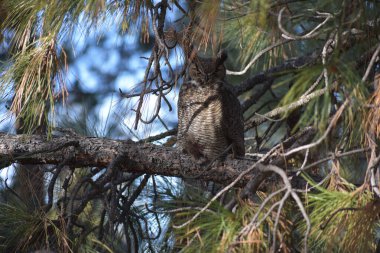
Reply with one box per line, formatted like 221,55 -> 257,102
189,53 -> 227,84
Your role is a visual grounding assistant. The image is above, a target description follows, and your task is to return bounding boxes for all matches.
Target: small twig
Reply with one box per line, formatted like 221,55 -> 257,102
227,39 -> 294,76
145,204 -> 215,214
254,112 -> 285,122
296,148 -> 309,176
262,165 -> 310,253
291,147 -> 370,173
246,87 -> 328,129
283,98 -> 348,157
239,187 -> 287,236
133,51 -> 155,130
362,43 -> 380,82
173,0 -> 188,16
44,157 -> 71,212
138,128 -> 177,143
278,8 -> 333,40
272,190 -> 291,252
322,37 -> 335,87
237,165 -> 310,253
294,174 -> 331,193
119,84 -> 172,98
235,53 -> 319,96
4,178 -> 23,202
173,144 -> 280,229
119,174 -> 150,220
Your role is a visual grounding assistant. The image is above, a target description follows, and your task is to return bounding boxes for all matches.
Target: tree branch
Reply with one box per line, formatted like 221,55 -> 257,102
245,87 -> 328,129
0,132 -> 259,187
0,126 -> 317,189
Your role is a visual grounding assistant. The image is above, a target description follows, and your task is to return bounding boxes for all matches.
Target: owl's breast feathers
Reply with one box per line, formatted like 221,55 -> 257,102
177,80 -> 245,161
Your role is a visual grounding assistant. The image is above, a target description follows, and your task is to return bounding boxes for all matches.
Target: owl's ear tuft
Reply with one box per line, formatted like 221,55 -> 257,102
216,50 -> 228,66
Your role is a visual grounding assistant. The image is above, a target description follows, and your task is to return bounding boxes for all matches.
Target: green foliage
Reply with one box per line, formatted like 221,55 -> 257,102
0,201 -> 72,252
276,59 -> 369,144
277,65 -> 328,131
1,0 -> 380,252
303,176 -> 378,252
223,0 -> 284,70
169,188 -> 294,253
172,201 -> 240,252
0,40 -> 65,133
0,0 -> 153,133
0,199 -> 120,252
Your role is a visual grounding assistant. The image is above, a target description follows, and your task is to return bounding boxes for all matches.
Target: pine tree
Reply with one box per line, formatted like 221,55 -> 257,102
0,0 -> 380,252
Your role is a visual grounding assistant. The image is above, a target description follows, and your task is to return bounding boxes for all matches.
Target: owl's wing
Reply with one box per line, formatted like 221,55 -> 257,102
221,84 -> 245,157
177,85 -> 185,143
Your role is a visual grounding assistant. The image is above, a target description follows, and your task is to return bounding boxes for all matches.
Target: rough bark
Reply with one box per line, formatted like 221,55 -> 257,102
0,132 -> 258,187
0,127 -> 316,188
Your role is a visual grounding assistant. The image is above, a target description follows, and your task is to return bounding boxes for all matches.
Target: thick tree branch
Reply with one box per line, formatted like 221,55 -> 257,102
0,127 -> 316,188
0,132 -> 258,187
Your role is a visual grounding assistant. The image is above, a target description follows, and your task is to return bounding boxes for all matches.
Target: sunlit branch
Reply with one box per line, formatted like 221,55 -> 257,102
245,87 -> 328,129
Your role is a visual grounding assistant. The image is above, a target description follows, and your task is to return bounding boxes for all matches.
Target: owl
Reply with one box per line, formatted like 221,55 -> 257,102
177,52 -> 245,162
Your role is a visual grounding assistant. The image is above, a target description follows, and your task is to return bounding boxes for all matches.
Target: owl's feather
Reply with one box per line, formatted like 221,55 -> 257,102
177,54 -> 245,161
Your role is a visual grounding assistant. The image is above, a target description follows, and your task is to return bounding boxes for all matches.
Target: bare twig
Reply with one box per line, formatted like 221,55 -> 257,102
227,39 -> 294,76
283,98 -> 348,157
239,186 -> 287,236
295,148 -> 309,176
237,165 -> 310,253
139,128 -> 177,143
226,7 -> 332,76
291,147 -> 370,173
321,38 -> 335,87
145,204 -> 216,214
362,43 -> 380,82
278,7 -> 333,40
172,145 -> 281,229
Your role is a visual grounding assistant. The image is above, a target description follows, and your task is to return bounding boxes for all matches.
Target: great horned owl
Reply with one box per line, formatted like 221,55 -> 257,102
177,53 -> 245,162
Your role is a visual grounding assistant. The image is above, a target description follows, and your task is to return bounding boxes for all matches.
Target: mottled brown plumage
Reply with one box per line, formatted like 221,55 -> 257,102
177,53 -> 245,162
